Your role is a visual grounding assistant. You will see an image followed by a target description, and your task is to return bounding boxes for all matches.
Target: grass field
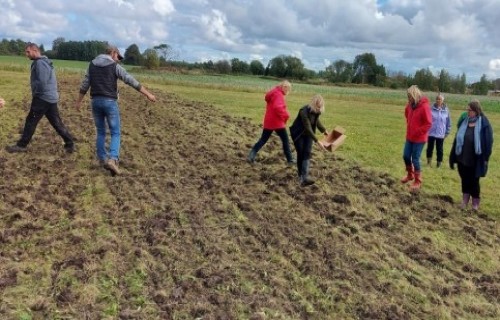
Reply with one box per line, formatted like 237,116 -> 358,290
1,55 -> 499,215
0,56 -> 498,319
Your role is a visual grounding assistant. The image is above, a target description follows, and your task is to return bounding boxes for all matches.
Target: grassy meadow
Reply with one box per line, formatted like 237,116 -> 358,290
1,55 -> 499,215
0,55 -> 499,319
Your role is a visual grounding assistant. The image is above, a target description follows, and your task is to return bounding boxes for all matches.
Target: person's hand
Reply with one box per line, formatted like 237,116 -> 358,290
0,97 -> 5,108
146,93 -> 156,102
317,140 -> 327,151
450,162 -> 455,170
75,101 -> 82,112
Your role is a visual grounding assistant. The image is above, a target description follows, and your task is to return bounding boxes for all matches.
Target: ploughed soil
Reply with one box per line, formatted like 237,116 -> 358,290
0,76 -> 498,319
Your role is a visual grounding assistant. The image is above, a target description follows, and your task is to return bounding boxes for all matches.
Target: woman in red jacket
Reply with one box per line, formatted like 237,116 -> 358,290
247,80 -> 294,164
401,85 -> 432,191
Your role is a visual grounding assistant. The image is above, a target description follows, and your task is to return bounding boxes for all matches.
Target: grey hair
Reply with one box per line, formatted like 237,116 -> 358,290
436,93 -> 445,101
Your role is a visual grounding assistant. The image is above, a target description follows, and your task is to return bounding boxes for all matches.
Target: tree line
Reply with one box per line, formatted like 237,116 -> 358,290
0,37 -> 496,95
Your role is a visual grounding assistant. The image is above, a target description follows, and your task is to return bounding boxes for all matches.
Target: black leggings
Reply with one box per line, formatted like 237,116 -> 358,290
457,163 -> 480,198
426,136 -> 444,162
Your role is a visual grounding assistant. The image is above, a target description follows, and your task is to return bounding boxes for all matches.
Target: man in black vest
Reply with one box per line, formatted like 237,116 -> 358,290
75,44 -> 156,175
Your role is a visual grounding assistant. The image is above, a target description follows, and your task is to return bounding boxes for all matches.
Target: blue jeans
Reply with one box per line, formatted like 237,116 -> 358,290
92,98 -> 120,161
403,140 -> 425,172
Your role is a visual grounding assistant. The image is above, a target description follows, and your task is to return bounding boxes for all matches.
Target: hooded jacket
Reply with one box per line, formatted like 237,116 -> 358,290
79,54 -> 142,99
405,96 -> 432,143
428,103 -> 451,138
262,86 -> 290,130
30,56 -> 58,103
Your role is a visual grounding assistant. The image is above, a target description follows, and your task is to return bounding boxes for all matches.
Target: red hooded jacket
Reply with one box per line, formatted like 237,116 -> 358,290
262,86 -> 290,130
405,96 -> 432,143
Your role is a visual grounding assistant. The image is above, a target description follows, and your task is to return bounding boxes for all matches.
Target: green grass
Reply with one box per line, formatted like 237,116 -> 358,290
1,55 -> 499,217
1,57 -> 498,319
0,56 -> 500,217
151,81 -> 500,216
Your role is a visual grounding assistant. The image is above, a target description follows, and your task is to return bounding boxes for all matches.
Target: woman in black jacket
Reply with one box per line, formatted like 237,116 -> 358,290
449,100 -> 494,211
289,94 -> 328,186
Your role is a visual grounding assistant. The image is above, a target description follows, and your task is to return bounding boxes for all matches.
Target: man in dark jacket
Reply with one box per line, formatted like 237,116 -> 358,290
6,43 -> 74,153
75,44 -> 156,175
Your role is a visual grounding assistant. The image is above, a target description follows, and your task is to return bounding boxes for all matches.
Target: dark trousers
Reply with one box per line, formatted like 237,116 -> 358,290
17,97 -> 74,148
426,136 -> 444,162
457,163 -> 480,198
251,128 -> 293,162
293,136 -> 313,177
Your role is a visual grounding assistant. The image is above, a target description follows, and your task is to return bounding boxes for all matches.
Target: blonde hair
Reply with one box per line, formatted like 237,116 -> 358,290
407,85 -> 422,103
309,94 -> 325,114
279,80 -> 292,95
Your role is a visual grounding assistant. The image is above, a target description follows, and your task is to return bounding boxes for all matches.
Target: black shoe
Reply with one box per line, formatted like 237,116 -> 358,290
6,144 -> 27,153
300,177 -> 315,187
247,150 -> 256,163
64,145 -> 75,154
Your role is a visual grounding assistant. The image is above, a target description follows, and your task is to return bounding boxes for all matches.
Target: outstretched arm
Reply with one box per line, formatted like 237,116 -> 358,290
139,86 -> 156,102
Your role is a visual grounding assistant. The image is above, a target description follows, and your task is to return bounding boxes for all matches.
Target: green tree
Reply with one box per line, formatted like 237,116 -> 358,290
143,48 -> 160,69
353,53 -> 378,84
458,73 -> 467,94
267,55 -> 306,79
437,69 -> 451,93
124,44 -> 142,65
325,59 -> 353,83
472,74 -> 491,95
52,37 -> 65,54
283,56 -> 307,80
214,60 -> 231,74
413,68 -> 435,91
230,58 -> 250,74
268,56 -> 286,77
249,60 -> 265,75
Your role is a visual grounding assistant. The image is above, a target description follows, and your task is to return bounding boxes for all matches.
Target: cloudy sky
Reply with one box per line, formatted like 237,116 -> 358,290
1,0 -> 499,82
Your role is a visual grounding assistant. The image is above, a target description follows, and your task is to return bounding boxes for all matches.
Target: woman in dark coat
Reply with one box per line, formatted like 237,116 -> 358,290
289,94 -> 328,186
449,100 -> 494,211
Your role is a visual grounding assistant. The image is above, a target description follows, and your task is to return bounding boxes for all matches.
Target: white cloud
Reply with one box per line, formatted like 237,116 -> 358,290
489,59 -> 500,71
0,0 -> 499,82
152,0 -> 175,16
